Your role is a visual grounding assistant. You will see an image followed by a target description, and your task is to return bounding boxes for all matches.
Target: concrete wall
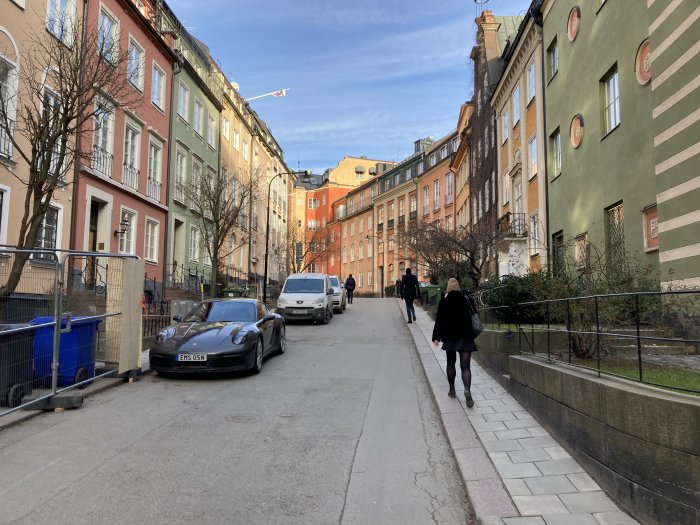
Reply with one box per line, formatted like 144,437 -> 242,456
506,355 -> 699,524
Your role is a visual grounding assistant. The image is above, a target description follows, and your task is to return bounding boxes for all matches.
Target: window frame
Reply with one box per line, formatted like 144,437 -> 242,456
528,135 -> 538,179
151,61 -> 166,111
551,129 -> 561,178
178,81 -> 189,121
547,38 -> 559,81
527,61 -> 536,102
144,217 -> 159,263
194,99 -> 204,136
512,83 -> 520,127
118,207 -> 137,255
97,5 -> 119,63
47,0 -> 76,46
127,36 -> 145,91
602,66 -> 620,135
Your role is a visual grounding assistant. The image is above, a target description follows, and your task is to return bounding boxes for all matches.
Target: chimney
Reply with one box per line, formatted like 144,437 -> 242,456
414,136 -> 434,153
475,9 -> 501,61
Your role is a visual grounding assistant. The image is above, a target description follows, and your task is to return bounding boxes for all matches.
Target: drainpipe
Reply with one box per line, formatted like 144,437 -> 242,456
163,49 -> 181,299
531,1 -> 550,273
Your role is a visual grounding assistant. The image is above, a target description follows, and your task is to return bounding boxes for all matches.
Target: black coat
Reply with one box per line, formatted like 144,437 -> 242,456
431,291 -> 475,343
345,277 -> 356,290
401,273 -> 420,299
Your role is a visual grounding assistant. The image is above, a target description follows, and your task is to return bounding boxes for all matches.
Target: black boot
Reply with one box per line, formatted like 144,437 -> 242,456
448,385 -> 456,398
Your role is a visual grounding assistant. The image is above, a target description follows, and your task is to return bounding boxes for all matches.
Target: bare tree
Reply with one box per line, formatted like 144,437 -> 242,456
286,222 -> 338,274
184,164 -> 255,293
0,15 -> 141,297
396,220 -> 505,288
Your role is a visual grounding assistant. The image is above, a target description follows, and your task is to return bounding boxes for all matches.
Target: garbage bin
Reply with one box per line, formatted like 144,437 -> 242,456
222,287 -> 247,298
0,324 -> 35,408
30,316 -> 102,388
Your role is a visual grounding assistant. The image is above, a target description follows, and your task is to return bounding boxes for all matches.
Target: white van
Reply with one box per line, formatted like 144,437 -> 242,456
276,273 -> 334,324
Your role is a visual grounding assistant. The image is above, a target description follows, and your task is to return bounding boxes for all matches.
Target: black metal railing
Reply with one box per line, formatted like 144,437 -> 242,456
0,118 -> 15,159
147,177 -> 161,201
398,215 -> 405,226
409,211 -> 417,222
498,212 -> 528,237
167,262 -> 211,295
122,163 -> 139,190
478,290 -> 700,394
92,144 -> 113,177
387,219 -> 395,229
377,223 -> 383,232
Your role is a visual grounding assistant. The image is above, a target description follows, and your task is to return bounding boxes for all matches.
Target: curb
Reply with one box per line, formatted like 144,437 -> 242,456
401,299 -> 517,525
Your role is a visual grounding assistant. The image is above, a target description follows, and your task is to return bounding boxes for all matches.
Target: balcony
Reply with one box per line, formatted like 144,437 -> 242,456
377,223 -> 384,233
0,119 -> 15,160
498,212 -> 528,238
147,177 -> 161,201
174,181 -> 185,204
387,219 -> 395,229
91,144 -> 113,177
122,163 -> 139,190
409,211 -> 417,222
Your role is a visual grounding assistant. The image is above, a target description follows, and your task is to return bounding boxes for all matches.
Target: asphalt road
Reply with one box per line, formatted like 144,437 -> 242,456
0,298 -> 470,525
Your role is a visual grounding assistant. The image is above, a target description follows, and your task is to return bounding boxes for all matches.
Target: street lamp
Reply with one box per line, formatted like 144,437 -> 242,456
263,170 -> 311,304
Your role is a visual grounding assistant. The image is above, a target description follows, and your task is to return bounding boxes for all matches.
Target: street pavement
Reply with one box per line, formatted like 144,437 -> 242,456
0,298 -> 470,525
400,298 -> 641,525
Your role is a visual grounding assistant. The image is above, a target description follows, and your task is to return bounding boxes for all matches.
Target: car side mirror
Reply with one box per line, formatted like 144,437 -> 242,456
172,315 -> 182,322
327,288 -> 333,295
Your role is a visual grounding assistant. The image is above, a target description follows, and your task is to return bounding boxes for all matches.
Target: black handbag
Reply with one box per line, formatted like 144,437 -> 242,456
467,296 -> 483,337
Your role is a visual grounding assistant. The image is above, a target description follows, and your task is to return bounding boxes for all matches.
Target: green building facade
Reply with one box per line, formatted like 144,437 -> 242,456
161,5 -> 223,288
542,0 -> 659,276
646,0 -> 700,289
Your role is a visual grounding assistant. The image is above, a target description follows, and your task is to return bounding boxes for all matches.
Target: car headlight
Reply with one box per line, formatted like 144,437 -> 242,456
232,330 -> 249,345
314,295 -> 326,305
155,327 -> 175,344
277,299 -> 286,307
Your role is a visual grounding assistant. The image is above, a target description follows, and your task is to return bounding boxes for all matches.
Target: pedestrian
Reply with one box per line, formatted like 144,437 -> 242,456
431,278 -> 478,407
400,267 -> 420,323
344,274 -> 356,304
395,278 -> 402,298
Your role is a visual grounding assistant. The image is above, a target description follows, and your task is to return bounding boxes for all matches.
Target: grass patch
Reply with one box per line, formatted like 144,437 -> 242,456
595,363 -> 700,395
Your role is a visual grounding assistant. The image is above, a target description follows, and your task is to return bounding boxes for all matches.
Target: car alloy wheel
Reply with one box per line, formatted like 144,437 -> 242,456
252,338 -> 263,374
278,326 -> 286,353
322,306 -> 330,324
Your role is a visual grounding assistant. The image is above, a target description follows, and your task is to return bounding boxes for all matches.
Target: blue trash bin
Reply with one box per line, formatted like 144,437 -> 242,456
30,316 -> 102,388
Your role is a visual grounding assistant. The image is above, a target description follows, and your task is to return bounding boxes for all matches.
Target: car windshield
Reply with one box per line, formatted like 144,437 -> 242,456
329,277 -> 339,287
283,278 -> 325,293
183,301 -> 256,323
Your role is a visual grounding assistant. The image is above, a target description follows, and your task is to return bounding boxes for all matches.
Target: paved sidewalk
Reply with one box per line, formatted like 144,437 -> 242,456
400,298 -> 640,525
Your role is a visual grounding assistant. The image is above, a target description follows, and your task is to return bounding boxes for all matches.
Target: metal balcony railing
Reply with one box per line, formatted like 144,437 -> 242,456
398,215 -> 405,226
498,212 -> 528,238
122,163 -> 139,190
174,181 -> 185,203
0,118 -> 15,159
409,211 -> 417,222
387,219 -> 395,229
92,144 -> 113,177
147,177 -> 161,201
377,223 -> 384,233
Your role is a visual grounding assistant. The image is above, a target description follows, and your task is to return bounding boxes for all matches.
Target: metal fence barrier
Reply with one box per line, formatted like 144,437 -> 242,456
0,248 -> 141,416
478,290 -> 700,394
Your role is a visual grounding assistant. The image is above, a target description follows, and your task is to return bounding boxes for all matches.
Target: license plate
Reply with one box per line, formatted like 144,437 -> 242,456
293,309 -> 309,314
177,354 -> 207,362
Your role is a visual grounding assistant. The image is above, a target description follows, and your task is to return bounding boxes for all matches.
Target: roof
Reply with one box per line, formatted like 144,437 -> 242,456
294,173 -> 325,190
495,16 -> 524,54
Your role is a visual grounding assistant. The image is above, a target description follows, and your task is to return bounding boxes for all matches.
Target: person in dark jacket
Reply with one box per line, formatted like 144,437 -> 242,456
344,274 -> 356,304
400,268 -> 420,323
431,278 -> 478,407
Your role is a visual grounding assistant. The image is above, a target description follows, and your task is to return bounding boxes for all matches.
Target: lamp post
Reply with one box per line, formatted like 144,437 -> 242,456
263,170 -> 310,304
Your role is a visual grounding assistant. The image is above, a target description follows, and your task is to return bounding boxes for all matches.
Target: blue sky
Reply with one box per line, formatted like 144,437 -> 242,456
167,0 -> 531,174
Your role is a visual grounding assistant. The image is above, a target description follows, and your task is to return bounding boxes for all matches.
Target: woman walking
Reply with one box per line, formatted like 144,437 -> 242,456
431,278 -> 478,407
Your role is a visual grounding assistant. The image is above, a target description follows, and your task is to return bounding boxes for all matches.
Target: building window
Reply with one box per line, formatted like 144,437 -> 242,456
189,226 -> 200,262
405,168 -> 411,180
552,231 -> 564,275
433,180 -> 440,210
575,233 -> 589,270
123,121 -> 140,190
222,116 -> 230,140
358,241 -> 363,260
410,194 -> 417,213
191,158 -> 202,208
350,221 -> 355,235
367,241 -> 373,258
350,243 -> 355,262
643,205 -> 659,252
147,138 -> 162,201
367,271 -> 373,286
445,173 -> 453,205
359,218 -> 364,233
97,7 -> 118,62
548,38 -> 559,80
342,246 -> 347,263
47,0 -> 75,45
501,109 -> 509,143
440,145 -> 448,159
308,198 -> 318,209
530,213 -> 539,256
42,89 -> 65,180
144,219 -> 159,262
118,209 -> 135,254
93,102 -> 114,176
35,206 -> 59,259
151,63 -> 165,110
528,136 -> 538,179
175,149 -> 186,202
178,81 -> 189,121
194,100 -> 204,136
429,154 -> 436,167
527,62 -> 536,102
207,115 -> 216,147
603,67 -> 620,133
308,219 -> 319,230
502,172 -> 510,204
233,128 -> 240,150
417,162 -> 424,175
127,38 -> 144,90
242,141 -> 248,161
423,186 -> 429,215
358,272 -> 363,287
551,129 -> 561,177
512,83 -> 520,127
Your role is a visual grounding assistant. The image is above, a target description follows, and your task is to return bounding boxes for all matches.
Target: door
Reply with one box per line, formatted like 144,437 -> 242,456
86,203 -> 99,289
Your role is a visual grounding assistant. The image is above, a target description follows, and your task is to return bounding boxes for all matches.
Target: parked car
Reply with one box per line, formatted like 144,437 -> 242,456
150,299 -> 285,375
328,275 -> 346,314
276,273 -> 334,324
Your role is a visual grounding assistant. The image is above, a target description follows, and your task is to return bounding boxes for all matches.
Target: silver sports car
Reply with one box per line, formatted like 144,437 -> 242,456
150,299 -> 286,375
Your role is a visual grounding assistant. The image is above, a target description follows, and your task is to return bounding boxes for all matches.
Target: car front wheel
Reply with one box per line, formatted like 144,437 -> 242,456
277,325 -> 286,354
322,306 -> 330,324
